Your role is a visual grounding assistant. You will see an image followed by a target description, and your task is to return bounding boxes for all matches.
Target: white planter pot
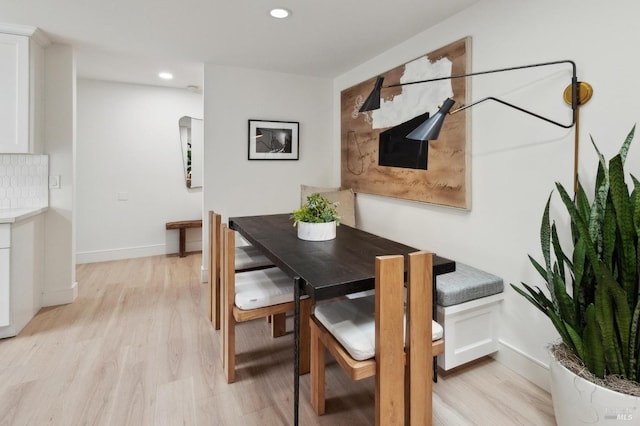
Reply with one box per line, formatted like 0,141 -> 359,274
297,221 -> 336,241
550,350 -> 639,424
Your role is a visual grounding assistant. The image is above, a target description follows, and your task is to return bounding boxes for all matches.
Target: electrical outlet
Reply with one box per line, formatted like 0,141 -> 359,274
49,175 -> 61,189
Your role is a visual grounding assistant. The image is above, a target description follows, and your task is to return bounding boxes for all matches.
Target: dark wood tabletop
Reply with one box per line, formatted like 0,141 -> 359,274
229,213 -> 455,300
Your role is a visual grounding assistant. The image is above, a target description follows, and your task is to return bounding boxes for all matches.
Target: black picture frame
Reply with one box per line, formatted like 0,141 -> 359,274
248,119 -> 299,160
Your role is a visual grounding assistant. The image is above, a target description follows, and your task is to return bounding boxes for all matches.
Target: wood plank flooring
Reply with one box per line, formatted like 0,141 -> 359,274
0,254 -> 556,425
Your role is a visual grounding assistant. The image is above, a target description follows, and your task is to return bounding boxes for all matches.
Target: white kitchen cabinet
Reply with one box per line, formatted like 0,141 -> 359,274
0,224 -> 10,326
0,25 -> 48,154
0,214 -> 44,338
0,33 -> 29,153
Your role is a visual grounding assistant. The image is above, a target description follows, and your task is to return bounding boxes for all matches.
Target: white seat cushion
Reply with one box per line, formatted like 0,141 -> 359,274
313,295 -> 443,361
234,267 -> 294,310
235,244 -> 273,271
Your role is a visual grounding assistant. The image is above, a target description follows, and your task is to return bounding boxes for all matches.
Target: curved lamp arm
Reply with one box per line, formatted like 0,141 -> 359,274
450,93 -> 576,129
358,60 -> 587,131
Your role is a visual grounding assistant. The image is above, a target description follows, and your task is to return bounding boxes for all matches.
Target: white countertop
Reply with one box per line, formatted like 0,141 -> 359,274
0,207 -> 48,224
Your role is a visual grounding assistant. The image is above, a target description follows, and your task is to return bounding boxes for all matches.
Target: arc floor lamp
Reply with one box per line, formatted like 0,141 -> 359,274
359,60 -> 593,193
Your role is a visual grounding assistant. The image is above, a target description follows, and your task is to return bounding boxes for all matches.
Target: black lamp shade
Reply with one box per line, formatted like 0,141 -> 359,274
359,76 -> 384,112
406,98 -> 455,141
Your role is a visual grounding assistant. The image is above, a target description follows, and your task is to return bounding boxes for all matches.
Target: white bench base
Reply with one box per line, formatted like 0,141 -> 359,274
436,293 -> 504,370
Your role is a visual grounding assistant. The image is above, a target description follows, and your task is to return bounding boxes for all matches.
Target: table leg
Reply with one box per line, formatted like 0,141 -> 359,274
294,276 -> 301,426
179,228 -> 186,257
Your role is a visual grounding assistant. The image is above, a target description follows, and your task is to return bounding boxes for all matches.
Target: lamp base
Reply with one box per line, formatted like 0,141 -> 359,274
564,82 -> 593,106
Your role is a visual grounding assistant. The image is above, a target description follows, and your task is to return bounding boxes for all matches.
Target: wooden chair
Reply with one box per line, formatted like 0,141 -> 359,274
309,251 -> 443,425
207,211 -> 273,330
220,223 -> 312,383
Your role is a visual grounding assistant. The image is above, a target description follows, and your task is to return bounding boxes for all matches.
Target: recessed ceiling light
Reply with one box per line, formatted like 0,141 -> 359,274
158,72 -> 173,80
270,8 -> 290,19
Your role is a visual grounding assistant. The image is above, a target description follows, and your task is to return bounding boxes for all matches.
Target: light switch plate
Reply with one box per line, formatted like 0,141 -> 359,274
49,175 -> 61,189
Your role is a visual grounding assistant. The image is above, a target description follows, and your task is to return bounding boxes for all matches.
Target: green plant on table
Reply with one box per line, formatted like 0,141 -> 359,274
511,125 -> 640,385
291,193 -> 340,226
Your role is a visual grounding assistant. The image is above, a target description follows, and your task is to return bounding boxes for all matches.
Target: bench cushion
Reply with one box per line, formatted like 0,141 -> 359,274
234,267 -> 295,310
313,295 -> 443,361
436,263 -> 503,307
235,244 -> 274,271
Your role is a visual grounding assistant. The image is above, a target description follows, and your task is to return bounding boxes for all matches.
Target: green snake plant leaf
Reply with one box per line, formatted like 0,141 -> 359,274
618,124 -> 635,165
556,183 -> 603,281
631,175 -> 640,235
584,303 -> 606,378
609,154 -> 638,304
592,135 -> 608,196
590,139 -> 609,253
528,255 -> 549,286
596,265 -> 631,377
575,181 -> 591,223
573,237 -> 588,322
631,299 -> 640,381
551,222 -> 571,284
553,264 -> 576,328
511,283 -> 554,312
540,195 -> 559,312
565,322 -> 585,361
510,282 -> 575,350
602,197 -> 617,270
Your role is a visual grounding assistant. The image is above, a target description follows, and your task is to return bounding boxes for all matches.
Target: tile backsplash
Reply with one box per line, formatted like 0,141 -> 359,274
0,154 -> 49,209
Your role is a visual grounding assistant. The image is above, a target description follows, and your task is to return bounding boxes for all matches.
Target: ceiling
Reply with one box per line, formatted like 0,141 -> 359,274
0,0 -> 479,90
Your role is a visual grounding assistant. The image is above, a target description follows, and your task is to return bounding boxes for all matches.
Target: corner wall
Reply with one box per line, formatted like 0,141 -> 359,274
75,79 -> 203,263
43,44 -> 76,306
334,0 -> 640,390
202,65 -> 333,279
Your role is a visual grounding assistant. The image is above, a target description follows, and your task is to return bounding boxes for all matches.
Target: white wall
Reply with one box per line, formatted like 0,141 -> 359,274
75,79 -> 203,263
202,65 -> 333,278
43,44 -> 76,306
335,0 -> 640,391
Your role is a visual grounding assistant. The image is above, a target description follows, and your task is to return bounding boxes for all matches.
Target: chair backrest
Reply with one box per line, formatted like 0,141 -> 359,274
405,250 -> 434,425
372,251 -> 435,425
208,211 -> 222,327
373,254 -> 405,425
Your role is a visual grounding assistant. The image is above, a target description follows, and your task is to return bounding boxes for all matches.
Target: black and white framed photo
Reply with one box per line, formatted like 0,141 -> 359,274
248,120 -> 299,160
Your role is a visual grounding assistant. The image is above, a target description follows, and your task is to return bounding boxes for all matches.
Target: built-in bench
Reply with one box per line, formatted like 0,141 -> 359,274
165,219 -> 202,257
435,262 -> 504,371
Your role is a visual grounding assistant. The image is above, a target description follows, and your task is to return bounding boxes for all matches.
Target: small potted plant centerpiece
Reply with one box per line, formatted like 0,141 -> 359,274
292,193 -> 340,241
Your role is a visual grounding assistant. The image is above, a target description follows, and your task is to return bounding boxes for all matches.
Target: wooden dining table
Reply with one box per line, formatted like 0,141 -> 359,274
229,213 -> 455,425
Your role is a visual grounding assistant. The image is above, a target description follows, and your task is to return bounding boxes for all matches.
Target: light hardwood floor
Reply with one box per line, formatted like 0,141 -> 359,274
0,254 -> 556,425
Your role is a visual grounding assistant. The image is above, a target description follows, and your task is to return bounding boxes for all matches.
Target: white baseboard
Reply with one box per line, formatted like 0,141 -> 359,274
42,280 -> 77,307
76,244 -> 167,264
493,339 -> 551,392
76,239 -> 203,264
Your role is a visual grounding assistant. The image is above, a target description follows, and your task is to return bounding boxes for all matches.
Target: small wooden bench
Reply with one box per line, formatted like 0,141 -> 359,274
165,219 -> 202,257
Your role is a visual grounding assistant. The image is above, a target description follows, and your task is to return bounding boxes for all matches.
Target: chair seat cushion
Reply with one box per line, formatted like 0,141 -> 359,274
436,262 -> 504,307
234,267 -> 294,310
313,295 -> 444,361
235,244 -> 273,271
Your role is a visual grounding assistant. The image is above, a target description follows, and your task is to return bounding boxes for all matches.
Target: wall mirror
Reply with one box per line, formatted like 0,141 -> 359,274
179,116 -> 203,188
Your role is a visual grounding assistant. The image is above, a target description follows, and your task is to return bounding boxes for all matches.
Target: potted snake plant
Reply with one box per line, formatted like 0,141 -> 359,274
511,126 -> 640,424
291,192 -> 340,241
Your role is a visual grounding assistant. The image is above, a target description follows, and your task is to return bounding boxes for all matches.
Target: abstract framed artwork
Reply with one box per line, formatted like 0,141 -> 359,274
248,119 -> 299,160
340,37 -> 472,209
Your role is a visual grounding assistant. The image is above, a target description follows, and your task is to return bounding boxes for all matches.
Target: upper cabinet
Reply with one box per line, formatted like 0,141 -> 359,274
0,33 -> 29,153
0,26 -> 48,154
